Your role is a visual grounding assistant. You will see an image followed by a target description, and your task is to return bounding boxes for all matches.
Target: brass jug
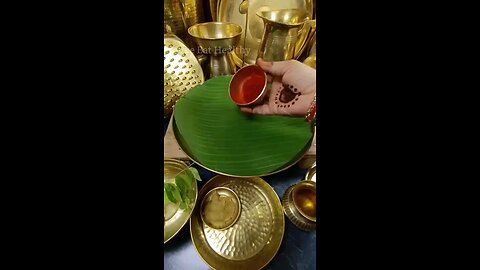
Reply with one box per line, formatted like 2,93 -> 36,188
256,9 -> 311,62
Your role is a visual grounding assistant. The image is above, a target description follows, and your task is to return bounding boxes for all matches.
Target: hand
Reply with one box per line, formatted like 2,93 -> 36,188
240,58 -> 316,116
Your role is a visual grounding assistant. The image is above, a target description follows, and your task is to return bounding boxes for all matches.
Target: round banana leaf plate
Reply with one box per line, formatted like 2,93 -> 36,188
172,76 -> 314,177
190,175 -> 284,270
164,158 -> 198,244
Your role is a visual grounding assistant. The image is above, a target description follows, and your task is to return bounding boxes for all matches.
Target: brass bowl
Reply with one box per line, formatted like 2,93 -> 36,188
164,158 -> 199,243
188,22 -> 243,53
200,187 -> 241,230
282,181 -> 316,231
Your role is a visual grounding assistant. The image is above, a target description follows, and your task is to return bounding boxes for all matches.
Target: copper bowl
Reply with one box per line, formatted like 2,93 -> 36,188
229,65 -> 267,106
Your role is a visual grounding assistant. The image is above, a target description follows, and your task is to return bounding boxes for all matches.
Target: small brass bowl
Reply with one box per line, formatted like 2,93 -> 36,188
200,187 -> 241,230
188,22 -> 242,53
282,181 -> 316,231
229,65 -> 268,106
292,181 -> 316,222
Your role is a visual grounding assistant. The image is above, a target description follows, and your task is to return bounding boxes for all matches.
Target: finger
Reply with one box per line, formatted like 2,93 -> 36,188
240,107 -> 253,113
252,104 -> 274,115
257,58 -> 293,77
267,74 -> 273,83
264,89 -> 271,100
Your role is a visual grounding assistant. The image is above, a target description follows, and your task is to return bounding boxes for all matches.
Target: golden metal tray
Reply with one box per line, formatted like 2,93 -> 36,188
217,0 -> 313,66
164,159 -> 198,243
190,175 -> 285,270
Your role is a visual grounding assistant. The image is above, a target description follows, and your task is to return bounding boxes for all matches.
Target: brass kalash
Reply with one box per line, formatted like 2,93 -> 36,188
256,9 -> 313,62
188,22 -> 243,78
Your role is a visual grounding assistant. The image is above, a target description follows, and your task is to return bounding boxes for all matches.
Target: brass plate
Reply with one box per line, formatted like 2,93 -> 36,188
172,117 -> 313,177
190,175 -> 285,269
164,37 -> 205,118
164,158 -> 198,243
218,0 -> 313,66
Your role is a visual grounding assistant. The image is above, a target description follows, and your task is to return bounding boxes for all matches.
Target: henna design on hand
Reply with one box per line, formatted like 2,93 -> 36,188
275,84 -> 301,108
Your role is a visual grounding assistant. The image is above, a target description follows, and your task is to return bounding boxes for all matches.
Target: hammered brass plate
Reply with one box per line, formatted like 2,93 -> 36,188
164,37 -> 204,118
190,175 -> 285,269
164,159 -> 198,243
217,0 -> 313,66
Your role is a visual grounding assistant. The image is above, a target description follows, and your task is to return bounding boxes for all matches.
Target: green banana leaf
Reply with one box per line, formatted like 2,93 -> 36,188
173,76 -> 313,176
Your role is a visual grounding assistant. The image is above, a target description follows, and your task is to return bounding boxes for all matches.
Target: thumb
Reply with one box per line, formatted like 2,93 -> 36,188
257,58 -> 292,77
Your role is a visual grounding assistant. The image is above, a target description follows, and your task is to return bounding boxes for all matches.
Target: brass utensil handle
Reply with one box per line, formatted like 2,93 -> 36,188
239,0 -> 249,66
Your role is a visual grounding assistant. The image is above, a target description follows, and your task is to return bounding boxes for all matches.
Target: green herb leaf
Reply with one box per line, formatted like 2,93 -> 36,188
175,174 -> 189,200
188,167 -> 202,181
164,183 -> 180,204
179,201 -> 187,210
164,191 -> 170,203
187,188 -> 196,200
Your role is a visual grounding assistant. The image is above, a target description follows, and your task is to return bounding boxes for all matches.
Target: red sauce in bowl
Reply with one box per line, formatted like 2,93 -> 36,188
229,65 -> 267,106
236,74 -> 265,104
